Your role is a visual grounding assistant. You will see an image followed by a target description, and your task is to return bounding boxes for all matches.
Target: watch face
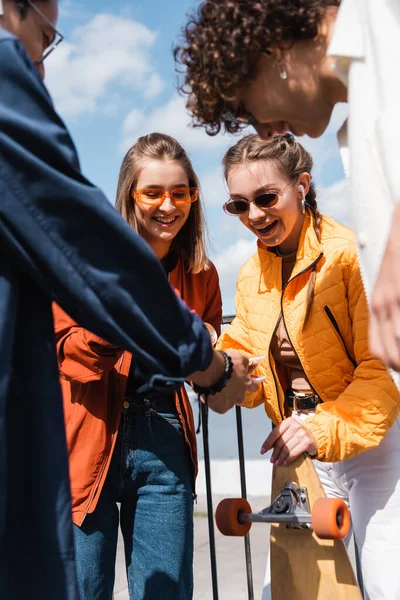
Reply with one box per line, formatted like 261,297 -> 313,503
204,322 -> 218,347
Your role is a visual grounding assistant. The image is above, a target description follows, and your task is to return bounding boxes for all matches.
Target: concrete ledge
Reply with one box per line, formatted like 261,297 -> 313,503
196,459 -> 273,497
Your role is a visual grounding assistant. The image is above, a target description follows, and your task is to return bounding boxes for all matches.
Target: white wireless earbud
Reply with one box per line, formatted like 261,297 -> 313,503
298,184 -> 306,214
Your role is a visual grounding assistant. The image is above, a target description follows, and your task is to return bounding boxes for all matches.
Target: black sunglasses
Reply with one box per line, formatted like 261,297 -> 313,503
223,180 -> 295,216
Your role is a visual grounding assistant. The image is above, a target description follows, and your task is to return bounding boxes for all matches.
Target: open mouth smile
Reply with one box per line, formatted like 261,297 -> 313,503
253,219 -> 278,237
152,215 -> 179,226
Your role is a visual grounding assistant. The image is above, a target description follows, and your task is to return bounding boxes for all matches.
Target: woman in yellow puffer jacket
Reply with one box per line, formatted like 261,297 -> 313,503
217,133 -> 400,600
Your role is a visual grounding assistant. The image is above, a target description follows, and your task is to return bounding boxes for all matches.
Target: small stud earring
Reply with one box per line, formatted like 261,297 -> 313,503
277,58 -> 287,80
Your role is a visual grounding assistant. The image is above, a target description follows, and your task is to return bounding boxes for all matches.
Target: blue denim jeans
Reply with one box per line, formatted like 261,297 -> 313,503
73,398 -> 194,600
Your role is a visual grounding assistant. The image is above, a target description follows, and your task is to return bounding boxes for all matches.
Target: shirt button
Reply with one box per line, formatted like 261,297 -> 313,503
358,232 -> 367,248
123,401 -> 130,409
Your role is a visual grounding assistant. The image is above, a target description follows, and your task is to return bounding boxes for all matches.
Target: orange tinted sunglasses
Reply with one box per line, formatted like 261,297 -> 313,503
132,187 -> 198,206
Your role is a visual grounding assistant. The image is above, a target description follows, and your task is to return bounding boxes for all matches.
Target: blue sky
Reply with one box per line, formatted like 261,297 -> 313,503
46,0 -> 351,314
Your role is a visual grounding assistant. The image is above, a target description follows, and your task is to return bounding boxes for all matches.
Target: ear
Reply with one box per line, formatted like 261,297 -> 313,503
260,46 -> 286,73
265,46 -> 284,61
297,172 -> 311,197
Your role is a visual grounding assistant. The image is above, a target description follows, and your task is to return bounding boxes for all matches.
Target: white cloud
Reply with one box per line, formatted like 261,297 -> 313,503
121,94 -> 236,154
299,103 -> 348,181
214,238 -> 256,278
58,0 -> 76,18
143,73 -> 165,99
200,167 -> 228,207
326,102 -> 348,133
45,14 -> 164,119
213,238 -> 257,313
318,179 -> 352,228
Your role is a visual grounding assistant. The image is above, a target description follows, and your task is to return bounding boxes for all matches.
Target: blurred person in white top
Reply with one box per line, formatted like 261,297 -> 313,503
176,0 -> 400,378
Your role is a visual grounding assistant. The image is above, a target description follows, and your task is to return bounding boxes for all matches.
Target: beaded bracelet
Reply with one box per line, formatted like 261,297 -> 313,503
192,351 -> 233,397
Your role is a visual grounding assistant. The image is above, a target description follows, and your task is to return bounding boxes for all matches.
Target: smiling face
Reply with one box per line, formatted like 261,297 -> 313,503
0,0 -> 59,79
134,159 -> 192,259
227,160 -> 310,254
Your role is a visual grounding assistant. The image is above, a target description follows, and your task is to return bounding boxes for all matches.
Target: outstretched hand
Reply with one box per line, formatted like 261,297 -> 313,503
260,417 -> 317,466
370,204 -> 400,372
207,351 -> 262,414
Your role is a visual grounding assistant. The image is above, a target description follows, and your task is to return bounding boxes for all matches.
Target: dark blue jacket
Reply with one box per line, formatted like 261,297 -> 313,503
0,28 -> 212,599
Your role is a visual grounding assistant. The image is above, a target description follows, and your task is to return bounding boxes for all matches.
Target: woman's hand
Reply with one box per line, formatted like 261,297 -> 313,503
260,417 -> 318,466
207,350 -> 253,413
206,351 -> 264,413
191,349 -> 264,414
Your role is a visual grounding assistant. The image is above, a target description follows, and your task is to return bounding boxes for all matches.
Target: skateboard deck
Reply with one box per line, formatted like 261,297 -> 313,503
270,453 -> 362,600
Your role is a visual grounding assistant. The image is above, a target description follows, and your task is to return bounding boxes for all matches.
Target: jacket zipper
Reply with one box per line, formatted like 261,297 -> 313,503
80,352 -> 125,525
268,315 -> 285,421
279,253 -> 324,402
324,306 -> 357,369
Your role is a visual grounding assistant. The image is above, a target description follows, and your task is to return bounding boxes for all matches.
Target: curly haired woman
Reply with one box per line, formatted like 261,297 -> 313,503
175,0 -> 400,376
216,133 -> 400,600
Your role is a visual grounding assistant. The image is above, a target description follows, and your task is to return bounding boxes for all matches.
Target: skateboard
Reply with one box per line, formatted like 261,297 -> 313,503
270,453 -> 361,599
215,452 -> 362,599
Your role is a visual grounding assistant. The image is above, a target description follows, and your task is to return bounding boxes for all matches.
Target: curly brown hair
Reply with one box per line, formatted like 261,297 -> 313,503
174,0 -> 340,135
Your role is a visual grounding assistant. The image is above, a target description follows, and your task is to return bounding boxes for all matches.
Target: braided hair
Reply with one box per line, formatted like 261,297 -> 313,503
223,133 -> 321,327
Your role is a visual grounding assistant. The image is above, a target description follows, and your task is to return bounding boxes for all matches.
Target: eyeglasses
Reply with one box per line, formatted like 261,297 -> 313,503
221,49 -> 273,129
132,187 -> 199,207
222,105 -> 259,129
223,180 -> 295,216
27,0 -> 64,63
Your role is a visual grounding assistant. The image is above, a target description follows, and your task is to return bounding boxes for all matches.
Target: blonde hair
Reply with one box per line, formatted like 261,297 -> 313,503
223,133 -> 321,327
116,132 -> 208,273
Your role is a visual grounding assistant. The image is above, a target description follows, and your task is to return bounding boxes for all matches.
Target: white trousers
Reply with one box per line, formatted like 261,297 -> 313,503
262,417 -> 400,600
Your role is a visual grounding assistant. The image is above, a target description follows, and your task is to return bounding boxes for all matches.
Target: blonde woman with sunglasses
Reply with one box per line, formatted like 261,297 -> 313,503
52,133 -> 223,600
217,134 -> 400,600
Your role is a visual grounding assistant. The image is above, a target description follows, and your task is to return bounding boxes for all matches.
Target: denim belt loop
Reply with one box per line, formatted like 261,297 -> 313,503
143,398 -> 152,417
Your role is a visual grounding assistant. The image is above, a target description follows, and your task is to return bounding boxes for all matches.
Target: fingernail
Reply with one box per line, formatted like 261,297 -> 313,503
260,447 -> 266,455
249,355 -> 267,363
273,460 -> 280,466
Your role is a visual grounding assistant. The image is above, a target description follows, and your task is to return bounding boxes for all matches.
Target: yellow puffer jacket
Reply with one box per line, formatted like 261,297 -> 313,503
217,211 -> 400,462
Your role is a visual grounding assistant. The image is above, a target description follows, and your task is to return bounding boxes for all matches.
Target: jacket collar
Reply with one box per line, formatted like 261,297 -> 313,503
257,210 -> 323,288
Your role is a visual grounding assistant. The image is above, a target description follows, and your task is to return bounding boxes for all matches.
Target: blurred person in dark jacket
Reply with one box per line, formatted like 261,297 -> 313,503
0,2 -> 253,598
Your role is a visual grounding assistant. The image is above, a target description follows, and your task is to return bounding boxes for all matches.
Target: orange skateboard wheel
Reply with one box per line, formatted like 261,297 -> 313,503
215,498 -> 252,536
312,498 -> 351,540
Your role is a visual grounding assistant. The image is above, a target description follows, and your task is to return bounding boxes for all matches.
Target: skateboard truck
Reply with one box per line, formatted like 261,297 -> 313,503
215,482 -> 350,540
237,481 -> 312,531
264,481 -> 312,530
